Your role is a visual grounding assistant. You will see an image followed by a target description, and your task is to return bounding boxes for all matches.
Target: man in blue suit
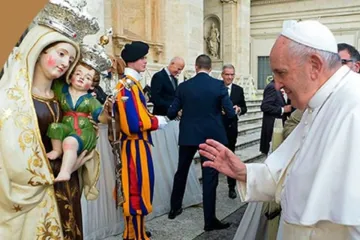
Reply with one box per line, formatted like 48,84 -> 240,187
167,54 -> 235,231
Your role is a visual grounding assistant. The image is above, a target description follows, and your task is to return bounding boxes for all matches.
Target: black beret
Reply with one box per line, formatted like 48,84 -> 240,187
121,41 -> 149,63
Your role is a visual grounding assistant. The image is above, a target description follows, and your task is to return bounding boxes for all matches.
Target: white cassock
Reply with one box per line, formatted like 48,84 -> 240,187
238,66 -> 360,239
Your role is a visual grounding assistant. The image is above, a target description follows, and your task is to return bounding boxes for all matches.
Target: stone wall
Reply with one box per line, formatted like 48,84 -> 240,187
84,0 -> 360,98
250,0 -> 360,89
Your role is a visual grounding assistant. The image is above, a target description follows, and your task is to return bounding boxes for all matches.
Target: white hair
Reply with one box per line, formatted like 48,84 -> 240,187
288,40 -> 340,70
222,64 -> 235,72
169,56 -> 185,65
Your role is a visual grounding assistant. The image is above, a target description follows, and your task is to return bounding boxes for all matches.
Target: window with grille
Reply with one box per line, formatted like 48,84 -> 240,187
257,56 -> 273,89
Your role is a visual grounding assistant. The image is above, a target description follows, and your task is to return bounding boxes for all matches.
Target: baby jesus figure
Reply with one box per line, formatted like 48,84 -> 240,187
47,62 -> 109,181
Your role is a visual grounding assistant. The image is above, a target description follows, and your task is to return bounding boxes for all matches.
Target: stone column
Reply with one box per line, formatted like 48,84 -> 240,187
111,0 -> 125,56
221,0 -> 238,67
111,0 -> 123,36
237,0 -> 250,76
144,0 -> 152,41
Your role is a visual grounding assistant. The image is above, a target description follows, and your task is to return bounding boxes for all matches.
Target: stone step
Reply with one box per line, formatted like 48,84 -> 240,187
235,143 -> 264,163
246,104 -> 261,111
238,122 -> 262,136
245,99 -> 262,105
235,131 -> 260,151
243,109 -> 262,119
238,114 -> 262,125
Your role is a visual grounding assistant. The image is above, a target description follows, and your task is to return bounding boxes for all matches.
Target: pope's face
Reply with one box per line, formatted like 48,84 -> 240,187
70,64 -> 95,91
38,42 -> 76,80
270,36 -> 316,110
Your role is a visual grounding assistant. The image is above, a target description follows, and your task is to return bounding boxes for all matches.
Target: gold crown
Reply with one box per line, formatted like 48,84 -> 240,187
80,28 -> 113,73
35,0 -> 99,43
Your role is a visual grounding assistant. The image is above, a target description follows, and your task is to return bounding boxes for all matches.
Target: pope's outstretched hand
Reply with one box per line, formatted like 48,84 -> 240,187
199,139 -> 247,182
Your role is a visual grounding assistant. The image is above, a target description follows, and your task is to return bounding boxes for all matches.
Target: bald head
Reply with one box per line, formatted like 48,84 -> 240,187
168,57 -> 185,76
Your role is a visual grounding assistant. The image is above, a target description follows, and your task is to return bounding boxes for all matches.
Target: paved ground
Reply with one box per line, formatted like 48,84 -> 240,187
193,204 -> 248,240
105,174 -> 248,240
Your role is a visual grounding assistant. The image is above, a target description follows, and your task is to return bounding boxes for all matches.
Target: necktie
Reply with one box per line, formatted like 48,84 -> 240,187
227,86 -> 231,96
170,75 -> 177,90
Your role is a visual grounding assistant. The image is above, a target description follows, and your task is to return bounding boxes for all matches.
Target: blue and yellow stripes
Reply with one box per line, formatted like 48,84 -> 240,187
121,139 -> 154,216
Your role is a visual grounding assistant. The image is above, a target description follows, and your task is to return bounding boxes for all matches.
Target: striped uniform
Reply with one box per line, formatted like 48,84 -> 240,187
115,75 -> 159,240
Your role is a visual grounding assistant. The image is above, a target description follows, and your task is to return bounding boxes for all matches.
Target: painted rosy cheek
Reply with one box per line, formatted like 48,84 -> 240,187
47,55 -> 56,67
84,83 -> 92,89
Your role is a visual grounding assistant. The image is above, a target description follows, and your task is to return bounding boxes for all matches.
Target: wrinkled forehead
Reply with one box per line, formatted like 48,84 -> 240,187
270,36 -> 288,57
172,60 -> 185,68
269,36 -> 292,66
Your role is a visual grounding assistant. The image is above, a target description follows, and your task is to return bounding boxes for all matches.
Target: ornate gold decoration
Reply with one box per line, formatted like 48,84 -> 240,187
27,149 -> 51,186
3,108 -> 13,119
15,52 -> 22,62
17,68 -> 29,83
15,113 -> 32,129
0,108 -> 13,130
55,185 -> 81,238
18,129 -> 36,151
36,201 -> 61,240
12,204 -> 23,212
7,84 -> 25,102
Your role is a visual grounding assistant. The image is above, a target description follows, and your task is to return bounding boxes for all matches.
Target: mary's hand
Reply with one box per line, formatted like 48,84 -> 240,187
72,149 -> 95,172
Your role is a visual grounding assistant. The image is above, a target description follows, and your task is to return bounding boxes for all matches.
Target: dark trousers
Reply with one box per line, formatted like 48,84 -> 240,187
223,119 -> 238,190
226,136 -> 237,190
170,145 -> 219,227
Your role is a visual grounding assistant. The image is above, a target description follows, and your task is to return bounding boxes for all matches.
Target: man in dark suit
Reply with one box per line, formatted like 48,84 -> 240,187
151,57 -> 185,115
221,64 -> 247,199
259,80 -> 292,155
167,54 -> 235,231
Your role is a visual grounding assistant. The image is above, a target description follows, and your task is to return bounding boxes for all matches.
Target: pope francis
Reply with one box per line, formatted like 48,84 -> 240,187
199,20 -> 360,239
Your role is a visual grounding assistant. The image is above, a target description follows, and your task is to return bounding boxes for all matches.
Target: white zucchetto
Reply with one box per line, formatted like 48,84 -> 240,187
281,20 -> 338,54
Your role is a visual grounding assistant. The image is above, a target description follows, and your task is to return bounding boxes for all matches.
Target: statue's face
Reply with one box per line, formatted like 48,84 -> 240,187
38,42 -> 77,80
70,64 -> 96,91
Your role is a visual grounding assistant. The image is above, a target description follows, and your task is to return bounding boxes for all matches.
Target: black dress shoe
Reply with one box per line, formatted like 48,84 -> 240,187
146,231 -> 151,237
204,219 -> 230,231
168,208 -> 183,219
228,189 -> 237,199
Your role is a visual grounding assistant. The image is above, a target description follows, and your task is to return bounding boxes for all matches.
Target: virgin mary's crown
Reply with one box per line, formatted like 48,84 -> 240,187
35,0 -> 99,43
